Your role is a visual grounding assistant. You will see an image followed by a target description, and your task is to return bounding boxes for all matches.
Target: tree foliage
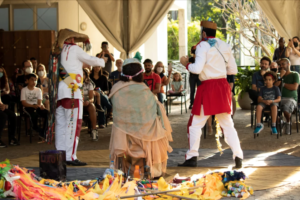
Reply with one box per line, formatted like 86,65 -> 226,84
168,20 -> 225,61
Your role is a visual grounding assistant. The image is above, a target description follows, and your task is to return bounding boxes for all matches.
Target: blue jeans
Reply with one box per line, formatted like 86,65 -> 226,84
157,93 -> 165,103
97,92 -> 112,125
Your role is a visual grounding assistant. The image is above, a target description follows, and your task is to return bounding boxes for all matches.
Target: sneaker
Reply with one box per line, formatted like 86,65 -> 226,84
91,129 -> 98,141
254,124 -> 264,134
271,127 -> 278,135
9,138 -> 20,146
0,141 -> 7,148
285,124 -> 291,135
99,125 -> 105,129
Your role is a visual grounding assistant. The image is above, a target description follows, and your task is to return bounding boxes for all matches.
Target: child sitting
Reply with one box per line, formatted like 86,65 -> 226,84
168,72 -> 184,94
254,71 -> 281,135
21,73 -> 48,141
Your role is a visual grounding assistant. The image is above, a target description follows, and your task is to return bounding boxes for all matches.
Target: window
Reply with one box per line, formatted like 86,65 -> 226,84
37,8 -> 57,31
0,7 -> 9,31
14,8 -> 34,30
12,4 -> 58,31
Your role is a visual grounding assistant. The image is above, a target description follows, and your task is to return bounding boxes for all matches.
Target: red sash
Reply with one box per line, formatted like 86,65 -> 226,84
192,78 -> 232,116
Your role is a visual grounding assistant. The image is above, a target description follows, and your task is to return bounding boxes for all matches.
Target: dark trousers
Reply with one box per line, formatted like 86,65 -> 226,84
248,89 -> 259,104
157,93 -> 164,103
24,107 -> 48,138
189,73 -> 201,106
98,93 -> 112,125
0,109 -> 16,141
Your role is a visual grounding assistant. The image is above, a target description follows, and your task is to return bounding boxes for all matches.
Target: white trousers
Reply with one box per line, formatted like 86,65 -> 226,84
55,99 -> 83,161
186,105 -> 243,160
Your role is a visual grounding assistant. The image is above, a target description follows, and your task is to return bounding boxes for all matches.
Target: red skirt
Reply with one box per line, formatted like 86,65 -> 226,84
192,78 -> 232,116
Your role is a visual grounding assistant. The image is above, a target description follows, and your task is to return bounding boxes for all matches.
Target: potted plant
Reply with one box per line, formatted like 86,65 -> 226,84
234,66 -> 259,110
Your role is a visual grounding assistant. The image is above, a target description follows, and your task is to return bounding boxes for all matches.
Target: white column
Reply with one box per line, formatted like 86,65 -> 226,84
178,9 -> 187,57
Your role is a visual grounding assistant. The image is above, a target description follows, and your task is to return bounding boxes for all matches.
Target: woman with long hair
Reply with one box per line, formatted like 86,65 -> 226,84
109,57 -> 173,178
153,61 -> 171,103
90,66 -> 112,128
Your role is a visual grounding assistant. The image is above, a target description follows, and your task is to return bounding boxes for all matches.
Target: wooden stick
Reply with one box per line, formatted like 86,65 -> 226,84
119,185 -> 203,199
138,187 -> 198,200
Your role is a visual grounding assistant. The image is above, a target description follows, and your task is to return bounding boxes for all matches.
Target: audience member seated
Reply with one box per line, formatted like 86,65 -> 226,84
0,98 -> 19,147
270,61 -> 279,74
286,36 -> 300,73
17,60 -> 34,90
21,74 -> 48,141
90,66 -> 112,128
0,67 -> 11,105
102,70 -> 112,93
36,64 -> 50,110
109,59 -> 123,83
82,68 -> 98,141
83,63 -> 92,71
168,72 -> 184,94
254,71 -> 281,135
30,57 -> 38,74
109,57 -> 173,178
154,61 -> 171,103
273,37 -> 287,61
143,59 -> 161,95
249,57 -> 271,104
97,41 -> 115,73
275,58 -> 300,134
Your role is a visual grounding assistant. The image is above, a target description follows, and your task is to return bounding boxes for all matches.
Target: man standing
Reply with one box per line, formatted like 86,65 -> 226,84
109,59 -> 123,83
275,58 -> 299,134
143,59 -> 161,95
178,20 -> 243,168
54,29 -> 106,166
249,57 -> 271,104
98,41 -> 115,73
273,37 -> 287,62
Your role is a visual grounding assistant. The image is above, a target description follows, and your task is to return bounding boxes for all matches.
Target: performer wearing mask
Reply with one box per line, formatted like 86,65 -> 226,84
178,20 -> 243,168
54,29 -> 106,166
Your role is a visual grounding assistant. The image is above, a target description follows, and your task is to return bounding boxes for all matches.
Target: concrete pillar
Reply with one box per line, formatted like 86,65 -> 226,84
178,9 -> 187,57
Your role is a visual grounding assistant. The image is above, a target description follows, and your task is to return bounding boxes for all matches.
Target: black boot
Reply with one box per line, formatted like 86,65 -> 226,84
178,157 -> 197,167
233,157 -> 242,169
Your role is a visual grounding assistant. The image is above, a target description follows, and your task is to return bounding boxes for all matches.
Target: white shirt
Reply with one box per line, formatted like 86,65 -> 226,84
83,82 -> 94,101
289,48 -> 300,65
58,44 -> 105,101
187,38 -> 237,81
21,86 -> 42,105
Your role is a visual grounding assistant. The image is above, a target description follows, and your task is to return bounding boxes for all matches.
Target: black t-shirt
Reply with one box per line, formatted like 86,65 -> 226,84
90,74 -> 109,92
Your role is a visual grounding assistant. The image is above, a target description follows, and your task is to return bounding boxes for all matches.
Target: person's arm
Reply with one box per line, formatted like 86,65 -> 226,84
152,83 -> 161,95
258,96 -> 264,103
178,84 -> 183,91
108,53 -> 115,62
286,47 -> 291,57
171,84 -> 175,91
227,50 -> 238,75
186,42 -> 209,74
2,82 -> 10,95
76,46 -> 106,67
292,47 -> 300,57
284,83 -> 298,91
88,90 -> 94,103
252,84 -> 258,91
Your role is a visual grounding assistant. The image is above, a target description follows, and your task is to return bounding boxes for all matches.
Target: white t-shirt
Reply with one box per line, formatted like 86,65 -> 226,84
21,86 -> 42,105
83,82 -> 94,101
289,48 -> 300,65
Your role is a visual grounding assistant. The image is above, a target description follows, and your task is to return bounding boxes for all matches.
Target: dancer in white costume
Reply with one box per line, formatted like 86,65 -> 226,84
178,20 -> 243,168
54,29 -> 106,166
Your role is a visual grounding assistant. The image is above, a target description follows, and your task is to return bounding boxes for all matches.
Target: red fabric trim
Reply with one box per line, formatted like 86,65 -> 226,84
192,78 -> 232,116
186,63 -> 190,71
64,42 -> 76,45
57,99 -> 79,109
71,99 -> 82,161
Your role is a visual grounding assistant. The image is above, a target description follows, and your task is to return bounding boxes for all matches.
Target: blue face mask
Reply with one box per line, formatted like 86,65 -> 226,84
0,72 -> 3,78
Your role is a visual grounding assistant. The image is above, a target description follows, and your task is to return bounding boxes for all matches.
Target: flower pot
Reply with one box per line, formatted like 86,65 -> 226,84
237,91 -> 252,110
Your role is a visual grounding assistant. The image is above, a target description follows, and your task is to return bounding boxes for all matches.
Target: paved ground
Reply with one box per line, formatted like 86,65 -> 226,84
1,103 -> 300,199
